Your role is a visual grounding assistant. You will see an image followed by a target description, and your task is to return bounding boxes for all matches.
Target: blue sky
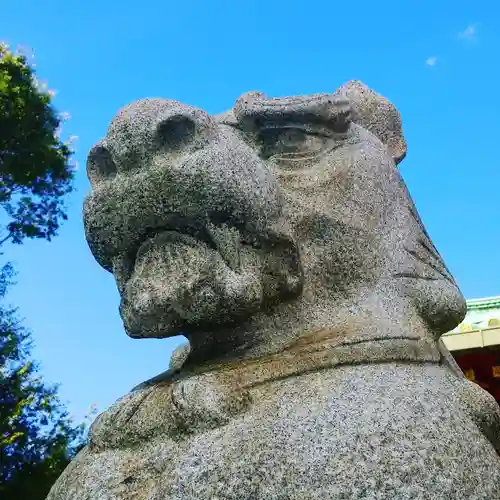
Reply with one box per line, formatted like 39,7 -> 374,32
2,0 -> 499,422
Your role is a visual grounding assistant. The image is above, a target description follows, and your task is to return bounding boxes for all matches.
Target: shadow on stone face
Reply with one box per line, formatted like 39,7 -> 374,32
46,81 -> 500,500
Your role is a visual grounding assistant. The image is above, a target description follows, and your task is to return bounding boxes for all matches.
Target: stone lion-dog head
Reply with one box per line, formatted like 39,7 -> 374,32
84,81 -> 465,366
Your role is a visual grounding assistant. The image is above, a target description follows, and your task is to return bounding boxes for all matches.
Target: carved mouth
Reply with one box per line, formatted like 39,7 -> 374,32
132,220 -> 261,273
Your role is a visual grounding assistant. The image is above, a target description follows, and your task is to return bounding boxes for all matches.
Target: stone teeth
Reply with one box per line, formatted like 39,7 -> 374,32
206,222 -> 241,270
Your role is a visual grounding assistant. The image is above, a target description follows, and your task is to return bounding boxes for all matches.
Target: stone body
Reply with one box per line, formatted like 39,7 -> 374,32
48,81 -> 500,499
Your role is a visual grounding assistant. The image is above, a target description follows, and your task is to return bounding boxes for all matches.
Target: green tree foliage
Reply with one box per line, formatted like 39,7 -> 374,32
0,42 -> 83,498
0,264 -> 86,500
0,42 -> 74,246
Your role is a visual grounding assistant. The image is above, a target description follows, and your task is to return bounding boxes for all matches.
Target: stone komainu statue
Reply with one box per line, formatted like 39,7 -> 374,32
48,81 -> 500,500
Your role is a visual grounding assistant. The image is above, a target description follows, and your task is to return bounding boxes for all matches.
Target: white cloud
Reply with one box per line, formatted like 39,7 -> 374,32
458,24 -> 477,40
425,56 -> 437,67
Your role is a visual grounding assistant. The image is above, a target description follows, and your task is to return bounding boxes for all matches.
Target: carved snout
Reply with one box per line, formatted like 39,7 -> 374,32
87,99 -> 219,185
84,99 -> 284,273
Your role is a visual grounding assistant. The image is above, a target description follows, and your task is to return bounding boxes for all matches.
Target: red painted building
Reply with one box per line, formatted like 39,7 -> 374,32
442,296 -> 500,404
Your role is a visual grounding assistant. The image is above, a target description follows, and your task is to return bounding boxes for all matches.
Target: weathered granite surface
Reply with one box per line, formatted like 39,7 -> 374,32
48,81 -> 500,499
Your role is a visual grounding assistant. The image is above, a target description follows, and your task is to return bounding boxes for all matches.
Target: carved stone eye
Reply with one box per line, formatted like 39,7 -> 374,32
259,127 -> 332,160
157,115 -> 196,151
87,144 -> 117,185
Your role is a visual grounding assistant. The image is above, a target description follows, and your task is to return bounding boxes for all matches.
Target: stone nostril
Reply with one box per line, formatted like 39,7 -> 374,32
156,115 -> 196,151
87,144 -> 117,185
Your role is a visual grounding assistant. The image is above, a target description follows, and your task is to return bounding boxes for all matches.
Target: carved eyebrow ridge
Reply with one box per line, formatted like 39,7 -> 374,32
233,93 -> 352,129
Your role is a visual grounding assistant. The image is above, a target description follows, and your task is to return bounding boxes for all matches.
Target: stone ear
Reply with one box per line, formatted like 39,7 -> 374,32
335,80 -> 407,165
